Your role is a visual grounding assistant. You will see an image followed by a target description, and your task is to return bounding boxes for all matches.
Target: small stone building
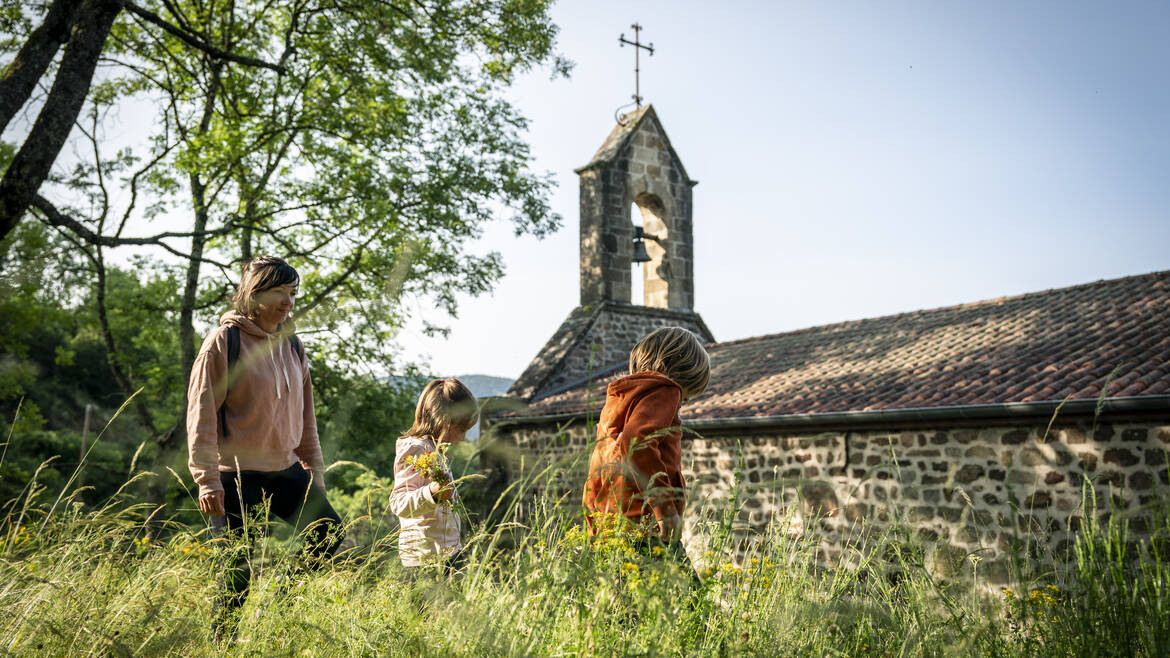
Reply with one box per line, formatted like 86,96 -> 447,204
488,105 -> 1170,581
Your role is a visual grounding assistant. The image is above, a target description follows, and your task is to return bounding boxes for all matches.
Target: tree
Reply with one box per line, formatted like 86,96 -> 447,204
3,0 -> 568,506
0,0 -> 287,239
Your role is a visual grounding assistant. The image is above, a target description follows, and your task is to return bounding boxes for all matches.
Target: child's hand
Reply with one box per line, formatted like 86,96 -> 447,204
429,481 -> 454,502
657,512 -> 682,542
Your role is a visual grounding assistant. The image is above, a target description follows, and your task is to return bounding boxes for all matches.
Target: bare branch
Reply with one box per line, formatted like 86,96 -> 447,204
122,1 -> 287,74
31,194 -> 236,247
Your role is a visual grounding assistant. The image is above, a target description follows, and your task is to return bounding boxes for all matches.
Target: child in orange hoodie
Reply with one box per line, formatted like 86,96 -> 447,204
583,327 -> 711,551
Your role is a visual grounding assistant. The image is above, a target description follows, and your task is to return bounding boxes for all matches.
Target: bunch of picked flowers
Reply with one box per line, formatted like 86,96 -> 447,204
403,443 -> 465,509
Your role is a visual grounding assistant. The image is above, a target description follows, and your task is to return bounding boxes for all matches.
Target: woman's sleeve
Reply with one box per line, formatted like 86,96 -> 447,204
389,441 -> 438,518
292,347 -> 326,487
186,331 -> 228,498
623,386 -> 684,521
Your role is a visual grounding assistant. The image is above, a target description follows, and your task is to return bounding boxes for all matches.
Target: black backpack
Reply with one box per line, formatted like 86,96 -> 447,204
218,326 -> 304,437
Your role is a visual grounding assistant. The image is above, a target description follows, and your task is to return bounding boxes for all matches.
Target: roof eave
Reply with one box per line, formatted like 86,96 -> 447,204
490,395 -> 1170,431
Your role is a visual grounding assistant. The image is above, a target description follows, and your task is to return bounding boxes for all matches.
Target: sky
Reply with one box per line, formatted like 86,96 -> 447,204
397,1 -> 1170,379
396,0 -> 1170,381
18,1 -> 1161,381
397,0 -> 1170,380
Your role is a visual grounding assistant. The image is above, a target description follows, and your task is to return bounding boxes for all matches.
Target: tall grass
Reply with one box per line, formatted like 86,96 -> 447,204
2,435 -> 1169,656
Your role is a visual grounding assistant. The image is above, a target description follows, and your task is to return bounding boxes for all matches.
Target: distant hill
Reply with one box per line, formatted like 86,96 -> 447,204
456,374 -> 514,439
456,374 -> 514,399
377,373 -> 514,439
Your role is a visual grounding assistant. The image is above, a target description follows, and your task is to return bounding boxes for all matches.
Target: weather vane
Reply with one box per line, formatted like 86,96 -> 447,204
619,23 -> 654,108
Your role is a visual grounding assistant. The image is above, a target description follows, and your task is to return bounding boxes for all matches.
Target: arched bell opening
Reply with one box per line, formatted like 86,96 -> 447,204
631,193 -> 669,308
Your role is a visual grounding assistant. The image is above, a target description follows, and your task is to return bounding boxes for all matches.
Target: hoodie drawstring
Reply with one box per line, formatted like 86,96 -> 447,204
265,334 -> 291,399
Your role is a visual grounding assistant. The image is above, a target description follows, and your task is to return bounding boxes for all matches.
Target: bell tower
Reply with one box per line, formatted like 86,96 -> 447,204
577,105 -> 696,310
508,105 -> 712,400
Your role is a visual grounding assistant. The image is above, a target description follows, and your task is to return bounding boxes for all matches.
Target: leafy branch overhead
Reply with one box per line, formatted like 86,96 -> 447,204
1,0 -> 568,458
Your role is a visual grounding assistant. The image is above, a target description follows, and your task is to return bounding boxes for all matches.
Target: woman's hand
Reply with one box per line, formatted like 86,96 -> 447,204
199,490 -> 225,516
429,481 -> 453,502
657,512 -> 682,542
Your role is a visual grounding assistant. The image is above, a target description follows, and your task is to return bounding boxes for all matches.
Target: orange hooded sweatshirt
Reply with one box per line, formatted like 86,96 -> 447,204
186,311 -> 324,498
583,371 -> 686,528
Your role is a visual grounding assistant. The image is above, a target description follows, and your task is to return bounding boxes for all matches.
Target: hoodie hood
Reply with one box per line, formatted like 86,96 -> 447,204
605,370 -> 681,402
220,310 -> 271,337
219,310 -> 294,400
600,371 -> 683,439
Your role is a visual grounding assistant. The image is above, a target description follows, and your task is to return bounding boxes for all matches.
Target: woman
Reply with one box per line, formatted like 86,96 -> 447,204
186,256 -> 342,640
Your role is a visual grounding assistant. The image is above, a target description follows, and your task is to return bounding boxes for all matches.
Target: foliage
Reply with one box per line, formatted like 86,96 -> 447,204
2,436 -> 1169,656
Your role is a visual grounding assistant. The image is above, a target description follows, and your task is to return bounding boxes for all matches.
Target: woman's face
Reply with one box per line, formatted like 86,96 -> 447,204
253,283 -> 297,330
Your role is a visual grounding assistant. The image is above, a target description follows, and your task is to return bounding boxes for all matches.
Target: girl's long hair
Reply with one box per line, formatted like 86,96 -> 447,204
403,378 -> 478,441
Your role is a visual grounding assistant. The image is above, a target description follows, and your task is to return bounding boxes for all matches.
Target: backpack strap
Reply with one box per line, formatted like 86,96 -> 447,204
289,334 -> 303,362
226,325 -> 241,371
219,325 -> 241,438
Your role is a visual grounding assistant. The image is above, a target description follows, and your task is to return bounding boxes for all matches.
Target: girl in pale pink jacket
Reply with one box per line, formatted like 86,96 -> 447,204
389,378 -> 478,570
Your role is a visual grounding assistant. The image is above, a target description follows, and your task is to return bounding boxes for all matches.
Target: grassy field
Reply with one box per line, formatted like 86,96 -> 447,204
1,444 -> 1169,657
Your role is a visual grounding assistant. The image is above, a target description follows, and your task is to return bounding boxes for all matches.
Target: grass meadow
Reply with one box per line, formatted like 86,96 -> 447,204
1,426 -> 1169,657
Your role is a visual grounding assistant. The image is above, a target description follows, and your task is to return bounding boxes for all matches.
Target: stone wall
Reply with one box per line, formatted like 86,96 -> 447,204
487,415 -> 1170,582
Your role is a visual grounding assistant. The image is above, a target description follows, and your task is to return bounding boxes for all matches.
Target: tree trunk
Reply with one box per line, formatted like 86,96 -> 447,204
0,0 -> 84,134
0,0 -> 120,241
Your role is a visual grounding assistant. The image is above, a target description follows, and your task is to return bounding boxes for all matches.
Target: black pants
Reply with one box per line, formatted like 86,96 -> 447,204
213,463 -> 342,626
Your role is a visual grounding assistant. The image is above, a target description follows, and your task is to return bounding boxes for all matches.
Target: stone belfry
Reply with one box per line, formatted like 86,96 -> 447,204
578,104 -> 696,310
509,105 -> 713,401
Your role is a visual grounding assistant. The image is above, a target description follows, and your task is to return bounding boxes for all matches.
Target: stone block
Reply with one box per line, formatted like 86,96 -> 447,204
1020,448 -> 1046,466
1147,449 -> 1167,466
1008,469 -> 1036,485
1097,471 -> 1124,487
1094,423 -> 1115,443
1002,429 -> 1029,445
1025,492 -> 1052,508
1044,471 -> 1065,485
1130,471 -> 1153,491
1104,448 -> 1140,468
1122,428 -> 1149,442
966,446 -> 996,459
955,464 -> 985,484
1077,452 -> 1098,472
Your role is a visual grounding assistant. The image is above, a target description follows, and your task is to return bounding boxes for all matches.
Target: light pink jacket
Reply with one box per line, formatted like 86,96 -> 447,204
389,436 -> 460,566
186,312 -> 323,498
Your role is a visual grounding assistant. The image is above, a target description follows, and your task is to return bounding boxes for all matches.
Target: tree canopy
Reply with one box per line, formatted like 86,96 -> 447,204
0,0 -> 568,506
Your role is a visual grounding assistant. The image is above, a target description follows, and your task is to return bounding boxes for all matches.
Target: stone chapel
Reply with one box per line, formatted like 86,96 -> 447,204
487,104 -> 1170,581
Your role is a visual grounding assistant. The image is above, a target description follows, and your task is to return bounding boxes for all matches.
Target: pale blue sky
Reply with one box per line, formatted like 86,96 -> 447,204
398,1 -> 1170,379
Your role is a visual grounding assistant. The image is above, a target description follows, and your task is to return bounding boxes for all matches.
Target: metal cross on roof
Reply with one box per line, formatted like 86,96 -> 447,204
618,23 -> 654,107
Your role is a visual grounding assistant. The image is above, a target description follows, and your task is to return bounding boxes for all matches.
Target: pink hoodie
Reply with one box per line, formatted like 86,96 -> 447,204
186,311 -> 324,498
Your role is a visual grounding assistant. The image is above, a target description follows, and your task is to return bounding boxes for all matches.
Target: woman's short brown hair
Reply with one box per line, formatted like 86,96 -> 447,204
403,378 -> 479,441
232,256 -> 300,317
629,327 -> 711,401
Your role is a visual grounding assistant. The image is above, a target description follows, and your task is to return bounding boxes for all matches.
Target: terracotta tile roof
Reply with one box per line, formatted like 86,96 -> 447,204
512,270 -> 1170,420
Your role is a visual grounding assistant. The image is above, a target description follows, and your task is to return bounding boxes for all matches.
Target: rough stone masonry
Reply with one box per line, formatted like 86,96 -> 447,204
488,415 -> 1170,583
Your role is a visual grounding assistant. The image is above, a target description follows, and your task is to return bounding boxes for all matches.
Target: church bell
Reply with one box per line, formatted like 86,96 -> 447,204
632,226 -> 651,263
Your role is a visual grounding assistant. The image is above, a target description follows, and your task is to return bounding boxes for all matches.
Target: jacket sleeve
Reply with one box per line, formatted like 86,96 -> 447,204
389,441 -> 438,518
291,344 -> 326,488
623,386 -> 684,521
186,330 -> 229,498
